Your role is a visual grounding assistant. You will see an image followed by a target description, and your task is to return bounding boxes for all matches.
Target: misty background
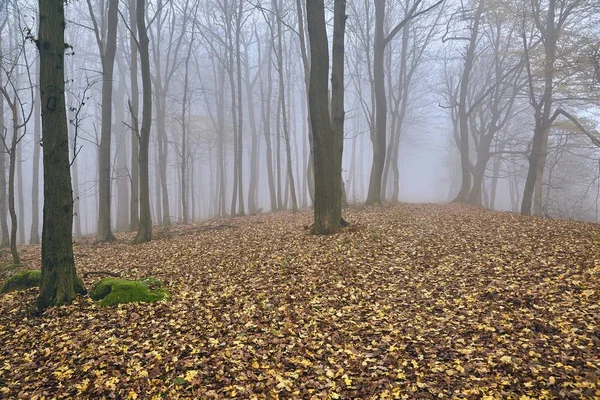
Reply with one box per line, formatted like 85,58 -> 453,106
0,0 -> 599,243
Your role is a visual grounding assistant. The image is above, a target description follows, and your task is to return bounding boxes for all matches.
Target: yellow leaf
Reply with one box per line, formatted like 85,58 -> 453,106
500,355 -> 512,364
127,391 -> 138,400
342,373 -> 352,387
185,370 -> 199,383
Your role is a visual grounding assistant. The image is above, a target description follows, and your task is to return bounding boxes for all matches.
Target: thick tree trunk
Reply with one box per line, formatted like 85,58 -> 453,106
134,0 -> 152,244
306,0 -> 344,234
96,0 -> 119,242
37,0 -> 86,310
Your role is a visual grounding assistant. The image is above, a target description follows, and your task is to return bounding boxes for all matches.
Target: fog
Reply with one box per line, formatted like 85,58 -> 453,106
0,0 -> 599,243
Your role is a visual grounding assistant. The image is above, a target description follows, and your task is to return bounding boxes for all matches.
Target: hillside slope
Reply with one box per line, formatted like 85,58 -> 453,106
1,204 -> 599,398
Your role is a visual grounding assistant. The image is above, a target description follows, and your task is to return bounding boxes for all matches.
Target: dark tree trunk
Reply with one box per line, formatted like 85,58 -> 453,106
37,0 -> 86,310
134,0 -> 152,244
129,0 -> 140,231
306,0 -> 345,234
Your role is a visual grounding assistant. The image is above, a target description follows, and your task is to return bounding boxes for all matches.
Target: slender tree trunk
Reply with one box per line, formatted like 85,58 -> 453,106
8,109 -> 20,263
115,65 -> 129,231
366,1 -> 386,205
96,0 -> 119,242
129,0 -> 140,231
37,0 -> 86,310
30,61 -> 41,244
454,0 -> 484,203
259,38 -> 278,212
134,0 -> 152,243
245,41 -> 260,214
72,150 -> 82,237
521,0 -> 560,216
16,141 -> 24,245
156,107 -> 170,225
235,2 -> 245,216
275,0 -> 298,211
0,42 -> 7,248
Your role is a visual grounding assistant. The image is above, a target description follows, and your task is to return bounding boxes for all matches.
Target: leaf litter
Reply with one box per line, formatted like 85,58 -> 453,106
0,204 -> 599,399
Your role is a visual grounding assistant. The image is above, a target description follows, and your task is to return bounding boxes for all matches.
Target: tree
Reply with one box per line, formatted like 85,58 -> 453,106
0,16 -> 34,264
366,0 -> 444,205
520,0 -> 595,215
134,0 -> 153,243
37,0 -> 86,310
87,0 -> 119,242
306,0 -> 346,234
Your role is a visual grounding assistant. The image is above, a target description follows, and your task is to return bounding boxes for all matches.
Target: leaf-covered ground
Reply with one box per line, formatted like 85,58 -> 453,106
1,204 -> 599,399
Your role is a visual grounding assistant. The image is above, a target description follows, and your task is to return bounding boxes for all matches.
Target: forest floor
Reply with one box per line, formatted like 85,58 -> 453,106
0,203 -> 599,399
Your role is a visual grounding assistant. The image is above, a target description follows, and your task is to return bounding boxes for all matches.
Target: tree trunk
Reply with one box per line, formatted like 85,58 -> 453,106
129,0 -> 140,231
245,40 -> 260,214
8,108 -> 20,263
115,64 -> 129,232
134,0 -> 152,244
235,1 -> 245,216
16,140 -> 24,245
366,1 -> 386,205
96,0 -> 119,242
72,149 -> 82,237
306,0 -> 345,234
37,0 -> 86,310
259,37 -> 278,212
454,0 -> 484,203
521,0 -> 557,216
275,0 -> 298,212
30,62 -> 41,244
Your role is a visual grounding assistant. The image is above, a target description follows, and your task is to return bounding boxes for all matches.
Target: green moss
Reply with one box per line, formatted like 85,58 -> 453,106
0,270 -> 41,294
89,277 -> 170,307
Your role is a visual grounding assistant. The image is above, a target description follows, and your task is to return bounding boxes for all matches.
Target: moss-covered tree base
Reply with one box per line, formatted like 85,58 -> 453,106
1,270 -> 41,294
89,277 -> 170,306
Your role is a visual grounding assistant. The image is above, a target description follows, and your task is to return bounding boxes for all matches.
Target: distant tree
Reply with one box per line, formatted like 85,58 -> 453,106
366,0 -> 444,205
0,16 -> 34,264
86,0 -> 119,242
37,0 -> 86,310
